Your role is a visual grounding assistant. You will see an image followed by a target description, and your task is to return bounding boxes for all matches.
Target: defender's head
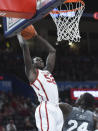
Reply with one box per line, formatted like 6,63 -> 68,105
32,57 -> 44,69
75,93 -> 95,110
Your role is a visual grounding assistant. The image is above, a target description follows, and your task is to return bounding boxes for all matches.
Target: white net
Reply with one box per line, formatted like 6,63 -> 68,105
50,1 -> 85,43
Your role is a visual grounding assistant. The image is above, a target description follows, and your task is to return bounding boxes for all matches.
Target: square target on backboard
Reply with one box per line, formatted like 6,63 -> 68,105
3,0 -> 65,38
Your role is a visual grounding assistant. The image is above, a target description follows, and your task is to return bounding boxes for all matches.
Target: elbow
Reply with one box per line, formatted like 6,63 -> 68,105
53,48 -> 56,53
50,48 -> 56,53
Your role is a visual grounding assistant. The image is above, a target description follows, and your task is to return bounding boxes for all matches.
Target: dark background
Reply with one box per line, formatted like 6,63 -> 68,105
85,0 -> 97,13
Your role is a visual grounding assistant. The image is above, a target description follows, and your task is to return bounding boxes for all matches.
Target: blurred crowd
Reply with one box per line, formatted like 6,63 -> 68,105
0,90 -> 97,131
0,44 -> 98,82
55,55 -> 98,81
0,36 -> 98,82
0,91 -> 37,131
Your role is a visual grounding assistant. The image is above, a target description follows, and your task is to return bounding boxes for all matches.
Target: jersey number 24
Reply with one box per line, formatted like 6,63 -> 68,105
67,120 -> 88,131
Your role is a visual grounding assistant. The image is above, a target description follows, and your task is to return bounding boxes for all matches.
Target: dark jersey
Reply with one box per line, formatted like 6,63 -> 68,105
63,107 -> 94,131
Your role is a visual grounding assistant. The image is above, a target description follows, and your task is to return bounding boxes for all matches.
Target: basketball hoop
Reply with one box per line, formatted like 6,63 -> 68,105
50,0 -> 85,43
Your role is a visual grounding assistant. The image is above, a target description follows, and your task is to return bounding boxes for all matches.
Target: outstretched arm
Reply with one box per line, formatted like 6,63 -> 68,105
17,34 -> 36,80
59,102 -> 72,121
94,114 -> 98,130
36,35 -> 56,73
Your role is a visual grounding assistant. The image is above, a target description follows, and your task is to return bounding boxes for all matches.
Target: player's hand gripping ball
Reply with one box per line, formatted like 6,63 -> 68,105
21,25 -> 37,40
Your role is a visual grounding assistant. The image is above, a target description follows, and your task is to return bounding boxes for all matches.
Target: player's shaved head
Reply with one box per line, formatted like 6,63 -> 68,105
32,56 -> 44,69
75,93 -> 95,110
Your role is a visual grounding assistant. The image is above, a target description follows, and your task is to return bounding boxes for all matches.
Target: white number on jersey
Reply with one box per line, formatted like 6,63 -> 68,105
67,120 -> 88,131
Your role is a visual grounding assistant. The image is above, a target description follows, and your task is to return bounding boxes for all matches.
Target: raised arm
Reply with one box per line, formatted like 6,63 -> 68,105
36,35 -> 56,73
17,25 -> 37,81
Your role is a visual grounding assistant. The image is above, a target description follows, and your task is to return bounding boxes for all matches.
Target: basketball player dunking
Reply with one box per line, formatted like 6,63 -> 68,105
59,93 -> 98,131
17,25 -> 64,131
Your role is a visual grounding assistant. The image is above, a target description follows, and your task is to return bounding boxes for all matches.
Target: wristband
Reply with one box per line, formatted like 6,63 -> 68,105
17,34 -> 24,44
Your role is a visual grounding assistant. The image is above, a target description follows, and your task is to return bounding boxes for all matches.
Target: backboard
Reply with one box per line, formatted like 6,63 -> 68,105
3,0 -> 65,38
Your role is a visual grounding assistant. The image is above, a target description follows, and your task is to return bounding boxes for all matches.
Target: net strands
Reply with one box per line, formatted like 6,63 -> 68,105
50,0 -> 85,42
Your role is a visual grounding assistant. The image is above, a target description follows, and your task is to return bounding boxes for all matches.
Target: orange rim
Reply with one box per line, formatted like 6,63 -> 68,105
50,0 -> 85,14
64,0 -> 84,3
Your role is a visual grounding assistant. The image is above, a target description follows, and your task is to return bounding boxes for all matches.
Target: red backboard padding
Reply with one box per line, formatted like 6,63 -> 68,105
0,0 -> 36,19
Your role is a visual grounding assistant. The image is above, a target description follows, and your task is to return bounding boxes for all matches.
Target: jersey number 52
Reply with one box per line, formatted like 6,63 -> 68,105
44,73 -> 56,84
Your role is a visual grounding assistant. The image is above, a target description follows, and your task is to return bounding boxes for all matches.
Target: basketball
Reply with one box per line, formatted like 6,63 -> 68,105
21,25 -> 37,40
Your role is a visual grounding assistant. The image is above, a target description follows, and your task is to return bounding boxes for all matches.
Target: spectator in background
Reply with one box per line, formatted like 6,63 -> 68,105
6,119 -> 17,131
3,102 -> 15,117
0,122 -> 5,131
24,117 -> 37,131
